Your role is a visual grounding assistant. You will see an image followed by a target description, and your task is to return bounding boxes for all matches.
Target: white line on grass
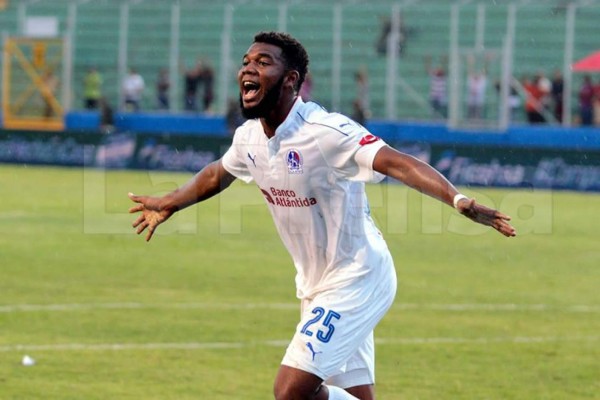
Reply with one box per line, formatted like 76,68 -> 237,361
1,336 -> 598,353
0,211 -> 29,219
1,302 -> 599,313
0,302 -> 298,313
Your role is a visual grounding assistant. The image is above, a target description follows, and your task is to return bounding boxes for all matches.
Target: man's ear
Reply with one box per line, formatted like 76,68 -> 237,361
285,70 -> 300,90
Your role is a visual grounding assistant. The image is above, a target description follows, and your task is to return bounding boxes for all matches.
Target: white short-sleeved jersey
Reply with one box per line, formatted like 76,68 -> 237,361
222,98 -> 393,300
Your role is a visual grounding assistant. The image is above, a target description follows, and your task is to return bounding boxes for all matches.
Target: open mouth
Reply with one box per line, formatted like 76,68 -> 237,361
241,81 -> 261,103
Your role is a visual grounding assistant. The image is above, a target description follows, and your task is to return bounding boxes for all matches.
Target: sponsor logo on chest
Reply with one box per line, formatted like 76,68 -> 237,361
260,186 -> 317,208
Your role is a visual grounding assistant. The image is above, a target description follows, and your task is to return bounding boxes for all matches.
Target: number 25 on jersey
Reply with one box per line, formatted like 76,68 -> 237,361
300,307 -> 341,343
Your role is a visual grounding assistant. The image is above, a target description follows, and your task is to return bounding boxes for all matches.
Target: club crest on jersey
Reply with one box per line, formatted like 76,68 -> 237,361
359,134 -> 380,146
286,149 -> 303,174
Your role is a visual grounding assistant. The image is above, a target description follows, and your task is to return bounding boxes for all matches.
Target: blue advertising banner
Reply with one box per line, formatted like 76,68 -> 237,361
391,141 -> 600,191
1,129 -> 599,191
0,130 -> 99,166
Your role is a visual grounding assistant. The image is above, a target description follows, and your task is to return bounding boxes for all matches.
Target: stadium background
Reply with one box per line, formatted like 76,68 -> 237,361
1,0 -> 600,123
1,1 -> 600,399
1,0 -> 600,190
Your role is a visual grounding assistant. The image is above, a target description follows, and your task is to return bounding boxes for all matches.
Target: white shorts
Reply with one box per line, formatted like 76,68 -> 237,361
281,261 -> 397,387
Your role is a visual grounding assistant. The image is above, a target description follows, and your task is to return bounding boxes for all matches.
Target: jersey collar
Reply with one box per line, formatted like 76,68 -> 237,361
273,96 -> 305,139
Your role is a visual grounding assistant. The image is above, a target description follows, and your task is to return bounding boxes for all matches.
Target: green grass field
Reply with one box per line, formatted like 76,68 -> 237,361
1,164 -> 599,399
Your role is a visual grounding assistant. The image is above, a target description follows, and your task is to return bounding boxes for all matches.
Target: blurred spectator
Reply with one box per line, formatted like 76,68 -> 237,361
537,70 -> 552,116
508,79 -> 522,122
199,60 -> 215,113
299,72 -> 313,102
494,78 -> 521,122
225,97 -> 246,135
466,54 -> 489,120
578,75 -> 594,126
99,97 -> 115,134
122,67 -> 145,112
354,67 -> 371,119
156,68 -> 170,110
523,75 -> 545,124
83,66 -> 102,110
523,73 -> 547,124
375,15 -> 410,57
352,98 -> 367,126
424,55 -> 447,118
181,60 -> 203,111
551,69 -> 564,122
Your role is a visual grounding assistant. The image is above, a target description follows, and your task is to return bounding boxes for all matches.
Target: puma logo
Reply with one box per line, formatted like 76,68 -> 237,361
306,342 -> 322,361
247,152 -> 257,167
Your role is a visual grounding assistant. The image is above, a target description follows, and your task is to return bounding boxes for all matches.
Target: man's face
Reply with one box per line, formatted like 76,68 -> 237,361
238,42 -> 287,119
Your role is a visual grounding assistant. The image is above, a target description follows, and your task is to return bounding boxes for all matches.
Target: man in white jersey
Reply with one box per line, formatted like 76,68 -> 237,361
128,32 -> 516,400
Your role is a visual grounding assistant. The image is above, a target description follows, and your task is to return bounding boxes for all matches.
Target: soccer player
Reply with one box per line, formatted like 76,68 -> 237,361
128,31 -> 516,400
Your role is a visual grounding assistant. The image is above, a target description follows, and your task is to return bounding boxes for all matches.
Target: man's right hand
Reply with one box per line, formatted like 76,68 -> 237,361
128,193 -> 175,242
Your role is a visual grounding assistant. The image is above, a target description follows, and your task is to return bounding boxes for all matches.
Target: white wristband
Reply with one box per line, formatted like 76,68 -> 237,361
453,194 -> 469,209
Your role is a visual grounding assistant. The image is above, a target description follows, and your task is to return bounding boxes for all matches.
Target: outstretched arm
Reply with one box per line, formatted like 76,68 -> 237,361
372,146 -> 516,237
128,159 -> 236,241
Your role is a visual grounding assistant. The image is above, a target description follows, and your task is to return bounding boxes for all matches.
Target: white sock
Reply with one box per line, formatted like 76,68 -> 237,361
326,385 -> 359,400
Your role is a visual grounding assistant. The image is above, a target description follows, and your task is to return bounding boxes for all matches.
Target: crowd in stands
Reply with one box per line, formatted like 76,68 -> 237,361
82,57 -> 215,117
423,54 -> 600,127
519,71 -> 600,126
80,59 -> 371,133
180,59 -> 215,113
81,55 -> 600,129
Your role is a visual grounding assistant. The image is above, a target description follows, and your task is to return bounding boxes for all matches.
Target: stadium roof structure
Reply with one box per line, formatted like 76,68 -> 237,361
572,51 -> 600,72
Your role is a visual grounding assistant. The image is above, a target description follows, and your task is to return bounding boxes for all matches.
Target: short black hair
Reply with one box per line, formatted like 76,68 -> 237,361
253,31 -> 309,92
